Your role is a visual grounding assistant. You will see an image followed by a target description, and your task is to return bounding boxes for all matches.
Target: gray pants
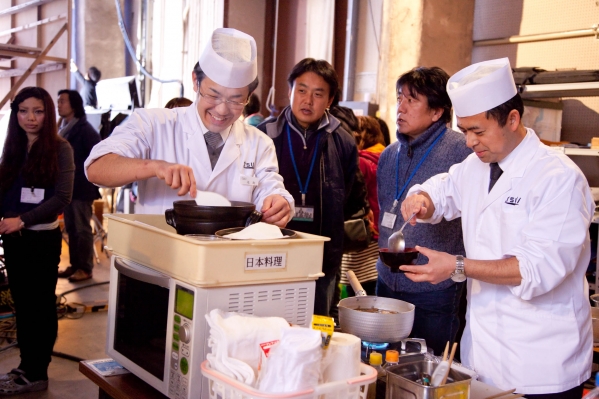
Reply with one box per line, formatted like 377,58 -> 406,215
63,199 -> 94,274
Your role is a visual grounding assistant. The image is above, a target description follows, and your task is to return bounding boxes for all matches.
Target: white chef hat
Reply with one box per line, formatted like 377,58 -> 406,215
198,28 -> 257,89
447,58 -> 517,117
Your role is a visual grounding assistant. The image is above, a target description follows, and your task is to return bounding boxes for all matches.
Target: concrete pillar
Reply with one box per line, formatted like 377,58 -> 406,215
74,0 -> 126,83
377,0 -> 423,141
377,0 -> 474,142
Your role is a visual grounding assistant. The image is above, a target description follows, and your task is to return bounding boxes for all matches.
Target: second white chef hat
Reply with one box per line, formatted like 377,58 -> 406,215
447,57 -> 517,117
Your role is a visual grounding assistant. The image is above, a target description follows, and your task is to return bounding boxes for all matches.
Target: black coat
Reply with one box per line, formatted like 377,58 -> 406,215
63,116 -> 101,201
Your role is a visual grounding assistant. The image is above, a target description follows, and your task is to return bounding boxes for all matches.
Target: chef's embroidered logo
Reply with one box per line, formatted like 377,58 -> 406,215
244,162 -> 254,169
505,196 -> 521,206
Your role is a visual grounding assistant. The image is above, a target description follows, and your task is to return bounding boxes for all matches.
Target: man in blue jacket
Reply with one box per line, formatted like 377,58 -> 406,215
376,67 -> 471,354
257,59 -> 366,317
56,90 -> 101,282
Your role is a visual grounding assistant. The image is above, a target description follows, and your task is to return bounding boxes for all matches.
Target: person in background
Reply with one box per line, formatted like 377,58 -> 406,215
340,115 -> 386,297
242,93 -> 264,127
0,87 -> 74,394
376,67 -> 471,356
375,116 -> 391,146
85,28 -> 293,225
164,97 -> 193,109
400,58 -> 593,398
257,58 -> 367,317
70,60 -> 102,109
56,90 -> 101,283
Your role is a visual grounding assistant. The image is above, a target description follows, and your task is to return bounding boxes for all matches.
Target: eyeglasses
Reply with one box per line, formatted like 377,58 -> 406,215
198,89 -> 248,110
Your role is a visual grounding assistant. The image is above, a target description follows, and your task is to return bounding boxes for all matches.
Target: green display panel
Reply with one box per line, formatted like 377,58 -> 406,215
175,286 -> 194,320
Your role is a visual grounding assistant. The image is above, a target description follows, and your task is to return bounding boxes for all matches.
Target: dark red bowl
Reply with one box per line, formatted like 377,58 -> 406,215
379,248 -> 419,273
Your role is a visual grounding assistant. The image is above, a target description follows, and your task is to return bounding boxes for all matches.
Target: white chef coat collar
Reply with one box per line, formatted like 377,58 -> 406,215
495,128 -> 538,176
191,100 -> 232,143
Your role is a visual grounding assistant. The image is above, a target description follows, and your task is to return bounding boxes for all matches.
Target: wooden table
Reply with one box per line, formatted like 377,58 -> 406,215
79,361 -> 168,399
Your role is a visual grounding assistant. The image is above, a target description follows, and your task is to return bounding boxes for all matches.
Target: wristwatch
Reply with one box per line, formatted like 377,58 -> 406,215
18,220 -> 25,230
451,255 -> 466,282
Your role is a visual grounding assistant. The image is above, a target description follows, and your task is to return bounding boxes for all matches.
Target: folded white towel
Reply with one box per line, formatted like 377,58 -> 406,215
224,222 -> 285,240
205,309 -> 290,386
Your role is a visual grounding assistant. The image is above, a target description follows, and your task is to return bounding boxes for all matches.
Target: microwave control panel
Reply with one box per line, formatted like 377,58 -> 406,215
169,285 -> 194,399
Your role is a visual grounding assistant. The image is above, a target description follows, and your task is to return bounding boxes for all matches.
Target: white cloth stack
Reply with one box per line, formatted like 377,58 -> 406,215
257,327 -> 322,393
205,309 -> 290,386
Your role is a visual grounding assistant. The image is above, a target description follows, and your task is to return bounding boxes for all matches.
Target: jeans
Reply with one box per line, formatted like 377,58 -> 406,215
376,279 -> 465,356
63,199 -> 94,274
2,228 -> 61,381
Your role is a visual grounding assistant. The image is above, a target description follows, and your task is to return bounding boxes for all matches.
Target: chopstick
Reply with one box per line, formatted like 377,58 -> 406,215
440,342 -> 458,385
442,341 -> 449,361
489,394 -> 524,399
484,390 -> 516,399
483,390 -> 525,399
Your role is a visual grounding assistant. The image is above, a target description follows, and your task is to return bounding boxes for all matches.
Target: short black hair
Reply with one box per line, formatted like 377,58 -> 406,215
58,89 -> 85,118
243,93 -> 261,117
287,58 -> 339,100
88,66 -> 101,82
193,62 -> 259,95
485,94 -> 524,127
396,66 -> 452,124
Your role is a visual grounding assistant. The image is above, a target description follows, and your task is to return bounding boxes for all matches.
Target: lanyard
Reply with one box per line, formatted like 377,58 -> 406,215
391,128 -> 447,212
286,124 -> 321,206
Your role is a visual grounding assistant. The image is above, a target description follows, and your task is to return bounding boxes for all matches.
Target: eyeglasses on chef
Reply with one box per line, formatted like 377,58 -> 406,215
198,89 -> 248,110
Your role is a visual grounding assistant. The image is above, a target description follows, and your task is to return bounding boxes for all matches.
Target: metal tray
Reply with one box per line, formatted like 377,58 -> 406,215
386,358 -> 472,399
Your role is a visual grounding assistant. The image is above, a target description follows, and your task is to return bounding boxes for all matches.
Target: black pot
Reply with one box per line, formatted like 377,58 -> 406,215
165,200 -> 262,235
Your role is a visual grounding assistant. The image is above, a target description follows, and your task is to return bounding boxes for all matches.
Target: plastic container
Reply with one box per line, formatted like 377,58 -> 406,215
105,213 -> 329,287
200,360 -> 377,399
583,373 -> 599,398
367,352 -> 384,399
383,350 -> 400,369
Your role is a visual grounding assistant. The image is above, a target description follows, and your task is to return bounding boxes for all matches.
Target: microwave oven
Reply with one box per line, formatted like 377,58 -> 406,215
106,256 -> 315,399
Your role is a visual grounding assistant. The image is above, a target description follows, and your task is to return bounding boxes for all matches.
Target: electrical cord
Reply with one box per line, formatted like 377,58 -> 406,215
56,281 -> 109,320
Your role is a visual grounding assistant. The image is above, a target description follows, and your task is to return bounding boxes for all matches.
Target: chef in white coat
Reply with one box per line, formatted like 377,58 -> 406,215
399,58 -> 593,397
85,28 -> 293,225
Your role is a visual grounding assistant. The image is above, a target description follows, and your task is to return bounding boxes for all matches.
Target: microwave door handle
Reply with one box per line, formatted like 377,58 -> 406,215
114,258 -> 170,288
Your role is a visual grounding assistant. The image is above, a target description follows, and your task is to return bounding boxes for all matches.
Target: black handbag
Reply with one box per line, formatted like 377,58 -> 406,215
343,208 -> 371,253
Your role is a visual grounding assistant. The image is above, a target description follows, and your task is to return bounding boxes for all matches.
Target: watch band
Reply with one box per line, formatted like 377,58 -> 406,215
451,255 -> 466,282
456,255 -> 464,274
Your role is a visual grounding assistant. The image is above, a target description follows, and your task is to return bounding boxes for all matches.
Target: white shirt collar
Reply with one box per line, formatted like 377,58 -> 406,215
497,127 -> 537,173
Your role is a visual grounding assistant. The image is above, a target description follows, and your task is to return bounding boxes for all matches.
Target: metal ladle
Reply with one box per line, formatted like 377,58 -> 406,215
388,212 -> 416,252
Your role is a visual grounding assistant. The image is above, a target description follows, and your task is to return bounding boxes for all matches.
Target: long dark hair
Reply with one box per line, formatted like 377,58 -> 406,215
0,87 -> 62,191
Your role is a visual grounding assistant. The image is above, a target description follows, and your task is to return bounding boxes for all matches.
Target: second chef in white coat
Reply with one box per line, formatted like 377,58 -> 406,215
399,58 -> 593,397
85,28 -> 293,225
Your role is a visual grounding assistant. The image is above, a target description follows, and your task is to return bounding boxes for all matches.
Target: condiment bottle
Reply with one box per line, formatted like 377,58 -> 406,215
383,350 -> 400,370
375,350 -> 399,399
367,352 -> 383,399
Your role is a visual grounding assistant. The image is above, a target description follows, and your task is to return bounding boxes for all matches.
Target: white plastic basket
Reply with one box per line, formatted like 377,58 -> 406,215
200,360 -> 377,399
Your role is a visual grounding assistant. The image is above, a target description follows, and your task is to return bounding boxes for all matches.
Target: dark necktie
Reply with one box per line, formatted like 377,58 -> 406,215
204,131 -> 223,149
488,162 -> 503,192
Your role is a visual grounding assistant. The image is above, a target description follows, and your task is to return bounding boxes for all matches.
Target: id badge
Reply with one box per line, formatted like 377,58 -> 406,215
21,188 -> 44,204
381,212 -> 397,229
240,175 -> 259,186
293,206 -> 314,222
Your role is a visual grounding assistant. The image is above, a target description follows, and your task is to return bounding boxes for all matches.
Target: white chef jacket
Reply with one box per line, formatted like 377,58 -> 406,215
84,103 -> 295,215
409,129 -> 593,394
